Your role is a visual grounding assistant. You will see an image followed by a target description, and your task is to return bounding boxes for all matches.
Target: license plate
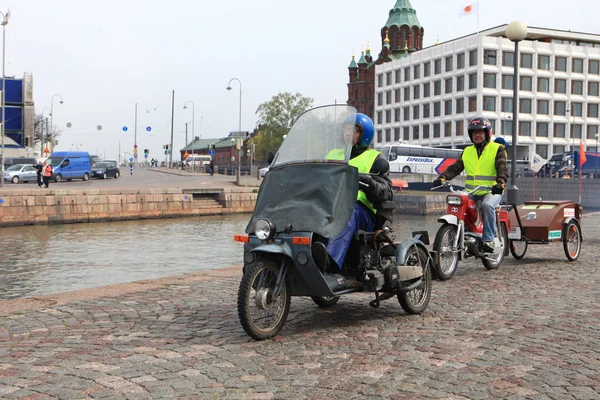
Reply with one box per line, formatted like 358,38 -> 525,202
508,227 -> 521,240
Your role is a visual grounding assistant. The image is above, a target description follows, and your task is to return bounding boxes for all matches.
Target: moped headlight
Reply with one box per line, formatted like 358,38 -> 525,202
254,219 -> 276,241
447,195 -> 462,205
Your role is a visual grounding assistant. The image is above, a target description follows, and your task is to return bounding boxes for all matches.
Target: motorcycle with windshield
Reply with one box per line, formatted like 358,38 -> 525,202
234,105 -> 434,340
431,182 -> 510,280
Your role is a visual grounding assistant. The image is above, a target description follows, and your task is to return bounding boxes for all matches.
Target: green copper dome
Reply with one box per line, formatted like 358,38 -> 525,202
385,0 -> 421,29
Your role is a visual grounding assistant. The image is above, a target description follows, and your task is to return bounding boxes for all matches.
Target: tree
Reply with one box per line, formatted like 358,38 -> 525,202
34,113 -> 62,149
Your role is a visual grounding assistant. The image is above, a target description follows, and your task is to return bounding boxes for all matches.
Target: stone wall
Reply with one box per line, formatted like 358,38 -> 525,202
0,188 -> 257,227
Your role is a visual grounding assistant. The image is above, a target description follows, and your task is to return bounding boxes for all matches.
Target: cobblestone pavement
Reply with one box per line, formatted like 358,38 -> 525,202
1,217 -> 599,399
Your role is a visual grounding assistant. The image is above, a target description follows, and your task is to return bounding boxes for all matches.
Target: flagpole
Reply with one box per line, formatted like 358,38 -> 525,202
477,0 -> 480,33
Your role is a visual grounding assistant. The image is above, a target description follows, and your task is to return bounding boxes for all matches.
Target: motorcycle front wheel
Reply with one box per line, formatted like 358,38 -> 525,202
397,246 -> 432,314
432,224 -> 459,281
237,260 -> 290,340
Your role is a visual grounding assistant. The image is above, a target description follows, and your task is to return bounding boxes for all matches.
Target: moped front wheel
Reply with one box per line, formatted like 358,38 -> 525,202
237,260 -> 290,340
397,246 -> 432,314
432,224 -> 459,281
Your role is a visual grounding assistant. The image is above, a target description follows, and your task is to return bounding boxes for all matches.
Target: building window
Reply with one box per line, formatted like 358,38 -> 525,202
538,55 -> 550,70
404,87 -> 410,101
386,72 -> 393,86
386,91 -> 392,104
395,69 -> 402,84
403,106 -> 410,121
413,105 -> 420,119
501,97 -> 513,113
434,80 -> 441,96
520,76 -> 532,91
434,59 -> 442,74
555,56 -> 567,72
520,121 -> 531,136
502,75 -> 513,90
456,120 -> 464,136
572,102 -> 583,117
537,122 -> 549,137
554,123 -> 566,138
423,82 -> 430,97
536,144 -> 549,159
555,101 -> 566,116
456,98 -> 464,113
404,67 -> 410,80
483,73 -> 496,89
572,58 -> 584,73
395,88 -> 401,103
445,78 -> 453,93
413,85 -> 420,99
588,125 -> 599,139
377,130 -> 382,142
423,124 -> 430,139
483,96 -> 496,112
445,56 -> 453,72
484,50 -> 497,65
590,60 -> 600,75
554,145 -> 565,154
424,61 -> 431,77
377,74 -> 383,88
385,128 -> 391,142
403,127 -> 410,141
502,120 -> 513,136
386,109 -> 392,123
413,65 -> 420,79
555,79 -> 567,94
456,76 -> 465,91
377,92 -> 383,106
589,82 -> 599,96
434,123 -> 441,138
469,50 -> 478,66
468,96 -> 477,112
520,99 -> 532,114
433,101 -> 441,117
469,73 -> 477,89
572,124 -> 582,139
572,80 -> 584,95
538,77 -> 549,92
537,100 -> 549,115
394,127 -> 400,141
444,121 -> 452,137
457,53 -> 465,69
502,51 -> 514,67
377,111 -> 383,124
521,53 -> 533,68
394,108 -> 401,122
589,103 -> 599,118
445,99 -> 453,115
423,103 -> 430,118
413,125 -> 420,140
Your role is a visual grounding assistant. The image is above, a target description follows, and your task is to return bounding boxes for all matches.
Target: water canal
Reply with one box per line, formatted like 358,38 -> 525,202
0,213 -> 441,300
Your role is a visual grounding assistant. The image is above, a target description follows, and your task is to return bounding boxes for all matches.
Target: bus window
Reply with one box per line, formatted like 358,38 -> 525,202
434,149 -> 448,158
409,148 -> 423,157
397,146 -> 411,156
381,146 -> 391,161
388,146 -> 398,161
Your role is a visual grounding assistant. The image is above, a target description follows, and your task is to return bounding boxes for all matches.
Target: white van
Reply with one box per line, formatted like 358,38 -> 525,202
185,154 -> 211,167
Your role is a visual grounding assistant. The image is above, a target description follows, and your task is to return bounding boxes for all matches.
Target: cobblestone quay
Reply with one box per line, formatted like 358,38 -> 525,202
1,215 -> 599,399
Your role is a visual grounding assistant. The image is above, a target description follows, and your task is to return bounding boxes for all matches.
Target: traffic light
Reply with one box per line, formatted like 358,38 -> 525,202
144,149 -> 149,155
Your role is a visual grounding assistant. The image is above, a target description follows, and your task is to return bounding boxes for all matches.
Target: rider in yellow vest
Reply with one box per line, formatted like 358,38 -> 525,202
433,117 -> 509,253
312,113 -> 393,272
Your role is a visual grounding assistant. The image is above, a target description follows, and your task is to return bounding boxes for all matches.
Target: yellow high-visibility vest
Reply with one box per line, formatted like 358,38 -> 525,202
463,141 -> 501,196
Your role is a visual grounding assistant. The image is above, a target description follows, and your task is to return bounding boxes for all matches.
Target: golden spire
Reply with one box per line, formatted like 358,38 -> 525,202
435,35 -> 440,45
366,41 -> 371,52
404,43 -> 408,51
384,30 -> 390,44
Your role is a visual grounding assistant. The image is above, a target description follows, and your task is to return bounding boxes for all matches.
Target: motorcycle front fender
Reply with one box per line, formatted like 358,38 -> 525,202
437,214 -> 458,226
395,239 -> 433,281
250,242 -> 294,260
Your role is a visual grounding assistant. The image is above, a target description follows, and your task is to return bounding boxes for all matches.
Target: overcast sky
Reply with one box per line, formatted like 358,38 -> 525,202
6,0 -> 599,160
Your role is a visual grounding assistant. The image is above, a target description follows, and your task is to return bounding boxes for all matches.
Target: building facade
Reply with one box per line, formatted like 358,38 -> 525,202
373,25 -> 600,160
1,73 -> 35,158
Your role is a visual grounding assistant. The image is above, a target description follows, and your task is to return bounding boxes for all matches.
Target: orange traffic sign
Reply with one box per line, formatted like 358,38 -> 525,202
43,147 -> 50,154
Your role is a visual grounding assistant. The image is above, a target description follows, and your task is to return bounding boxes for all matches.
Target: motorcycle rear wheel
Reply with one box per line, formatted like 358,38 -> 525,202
432,224 -> 459,281
311,296 -> 340,307
397,246 -> 432,314
237,260 -> 290,340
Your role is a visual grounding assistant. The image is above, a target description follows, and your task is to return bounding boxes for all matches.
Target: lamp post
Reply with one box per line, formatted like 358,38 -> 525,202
183,100 -> 195,141
50,94 -> 64,153
505,21 -> 528,204
596,133 -> 599,178
0,9 -> 10,188
227,78 -> 242,185
230,137 -> 235,176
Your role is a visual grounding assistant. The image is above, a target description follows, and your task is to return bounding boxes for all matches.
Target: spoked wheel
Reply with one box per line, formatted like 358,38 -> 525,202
482,223 -> 507,270
237,260 -> 290,340
509,240 -> 528,259
397,246 -> 432,314
563,221 -> 582,261
432,224 -> 459,281
311,296 -> 340,307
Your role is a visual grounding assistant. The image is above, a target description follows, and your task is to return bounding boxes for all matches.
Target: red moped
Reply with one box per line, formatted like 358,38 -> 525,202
431,183 -> 511,280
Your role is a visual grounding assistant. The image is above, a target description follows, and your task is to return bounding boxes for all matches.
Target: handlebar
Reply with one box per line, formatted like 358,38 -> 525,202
431,181 -> 491,195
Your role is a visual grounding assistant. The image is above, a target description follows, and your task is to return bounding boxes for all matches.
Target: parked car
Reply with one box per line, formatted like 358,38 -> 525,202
3,164 -> 37,184
91,160 -> 120,179
259,166 -> 270,177
3,157 -> 37,168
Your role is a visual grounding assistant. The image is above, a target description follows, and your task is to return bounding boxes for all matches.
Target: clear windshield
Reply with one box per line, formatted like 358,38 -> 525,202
93,162 -> 109,168
271,105 -> 357,167
47,157 -> 64,167
7,164 -> 24,171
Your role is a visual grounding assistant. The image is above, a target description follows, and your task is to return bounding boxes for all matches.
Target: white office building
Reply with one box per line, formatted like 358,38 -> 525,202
373,25 -> 600,160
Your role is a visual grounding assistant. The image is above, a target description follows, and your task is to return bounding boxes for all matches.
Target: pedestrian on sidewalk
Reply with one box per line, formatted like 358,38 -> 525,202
43,162 -> 52,188
33,162 -> 43,187
209,160 -> 214,176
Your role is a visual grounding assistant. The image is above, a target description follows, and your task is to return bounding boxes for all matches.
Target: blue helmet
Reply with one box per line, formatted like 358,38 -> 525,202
494,137 -> 511,148
344,113 -> 374,148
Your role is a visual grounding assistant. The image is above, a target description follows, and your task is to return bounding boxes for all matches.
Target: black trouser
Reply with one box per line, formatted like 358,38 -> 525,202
43,176 -> 50,188
37,174 -> 43,187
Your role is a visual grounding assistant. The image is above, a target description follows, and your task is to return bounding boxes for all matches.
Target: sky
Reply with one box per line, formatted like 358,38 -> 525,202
5,0 -> 600,160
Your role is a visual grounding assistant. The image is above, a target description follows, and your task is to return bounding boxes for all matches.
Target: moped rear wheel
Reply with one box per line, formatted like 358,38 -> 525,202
397,246 -> 431,314
432,224 -> 459,281
237,260 -> 290,340
311,296 -> 340,307
482,223 -> 507,270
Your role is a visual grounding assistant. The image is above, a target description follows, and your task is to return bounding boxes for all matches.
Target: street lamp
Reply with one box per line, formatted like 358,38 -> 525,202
50,94 -> 64,153
230,137 -> 236,176
596,133 -> 599,178
505,21 -> 528,204
183,100 -> 195,141
227,78 -> 242,184
0,9 -> 9,188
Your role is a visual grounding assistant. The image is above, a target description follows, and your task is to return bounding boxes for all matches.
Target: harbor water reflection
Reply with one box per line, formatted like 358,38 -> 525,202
0,213 -> 440,299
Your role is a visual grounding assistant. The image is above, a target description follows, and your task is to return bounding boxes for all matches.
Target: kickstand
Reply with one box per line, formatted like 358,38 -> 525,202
369,291 -> 381,308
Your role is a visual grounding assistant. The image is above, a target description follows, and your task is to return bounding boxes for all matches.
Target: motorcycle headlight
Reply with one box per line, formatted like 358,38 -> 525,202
254,219 -> 276,241
447,195 -> 462,205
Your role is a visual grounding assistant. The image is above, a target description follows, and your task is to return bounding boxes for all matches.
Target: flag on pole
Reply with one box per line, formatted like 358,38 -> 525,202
459,0 -> 479,17
579,140 -> 587,167
531,152 -> 547,173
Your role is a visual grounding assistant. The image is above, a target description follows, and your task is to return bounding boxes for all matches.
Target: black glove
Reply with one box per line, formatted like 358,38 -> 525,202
433,176 -> 446,187
491,181 -> 505,195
